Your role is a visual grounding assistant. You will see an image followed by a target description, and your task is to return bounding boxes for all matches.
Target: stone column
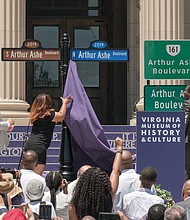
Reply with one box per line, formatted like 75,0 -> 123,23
138,0 -> 184,111
127,0 -> 140,125
0,0 -> 29,125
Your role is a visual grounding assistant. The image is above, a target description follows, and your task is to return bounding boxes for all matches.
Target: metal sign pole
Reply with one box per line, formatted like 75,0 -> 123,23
59,33 -> 74,181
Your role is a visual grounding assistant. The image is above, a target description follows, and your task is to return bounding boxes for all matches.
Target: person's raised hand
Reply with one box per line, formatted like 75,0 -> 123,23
115,137 -> 123,152
7,118 -> 14,132
61,95 -> 73,105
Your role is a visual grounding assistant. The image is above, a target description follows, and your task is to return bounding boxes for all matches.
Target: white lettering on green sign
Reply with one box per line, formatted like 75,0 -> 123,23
148,59 -> 175,66
151,89 -> 176,98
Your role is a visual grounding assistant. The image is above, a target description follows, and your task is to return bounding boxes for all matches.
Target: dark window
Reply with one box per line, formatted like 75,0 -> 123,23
27,0 -> 106,17
33,26 -> 59,88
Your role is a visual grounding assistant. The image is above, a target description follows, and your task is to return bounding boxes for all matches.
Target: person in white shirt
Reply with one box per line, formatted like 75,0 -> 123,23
42,171 -> 71,220
0,117 -> 14,152
19,150 -> 46,203
123,166 -> 164,220
26,178 -> 56,219
113,150 -> 141,212
67,164 -> 92,196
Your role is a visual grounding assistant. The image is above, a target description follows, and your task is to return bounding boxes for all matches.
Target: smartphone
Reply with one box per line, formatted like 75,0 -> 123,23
10,205 -> 26,213
99,212 -> 120,220
39,204 -> 52,219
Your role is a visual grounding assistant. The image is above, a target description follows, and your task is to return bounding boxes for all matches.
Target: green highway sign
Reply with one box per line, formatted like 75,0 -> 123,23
144,40 -> 190,79
144,85 -> 186,111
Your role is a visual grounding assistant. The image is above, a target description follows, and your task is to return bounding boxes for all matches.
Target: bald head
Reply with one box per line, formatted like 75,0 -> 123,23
77,165 -> 92,178
120,150 -> 134,170
81,216 -> 96,220
182,179 -> 190,200
21,150 -> 38,170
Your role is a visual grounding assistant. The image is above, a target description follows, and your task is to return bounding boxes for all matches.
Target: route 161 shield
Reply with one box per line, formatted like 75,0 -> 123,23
166,45 -> 180,56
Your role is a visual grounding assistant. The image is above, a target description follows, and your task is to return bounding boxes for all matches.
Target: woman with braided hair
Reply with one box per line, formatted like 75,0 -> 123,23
68,137 -> 123,220
42,171 -> 71,219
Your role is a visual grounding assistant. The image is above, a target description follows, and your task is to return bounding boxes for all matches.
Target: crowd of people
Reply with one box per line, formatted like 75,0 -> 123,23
0,146 -> 189,220
0,90 -> 190,220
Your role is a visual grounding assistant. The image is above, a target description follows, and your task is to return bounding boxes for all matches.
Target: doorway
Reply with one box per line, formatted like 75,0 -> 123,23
26,18 -> 107,123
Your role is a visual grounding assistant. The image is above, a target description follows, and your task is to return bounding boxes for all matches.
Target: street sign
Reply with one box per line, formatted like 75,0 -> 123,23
144,85 -> 186,111
144,40 -> 190,79
2,39 -> 128,62
71,49 -> 128,61
70,40 -> 128,62
2,39 -> 61,61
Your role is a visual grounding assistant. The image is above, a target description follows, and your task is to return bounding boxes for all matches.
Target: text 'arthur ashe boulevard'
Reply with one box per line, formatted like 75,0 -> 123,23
3,49 -> 61,61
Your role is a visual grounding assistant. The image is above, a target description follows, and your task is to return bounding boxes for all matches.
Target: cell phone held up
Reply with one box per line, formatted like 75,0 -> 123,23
39,204 -> 52,220
99,212 -> 120,220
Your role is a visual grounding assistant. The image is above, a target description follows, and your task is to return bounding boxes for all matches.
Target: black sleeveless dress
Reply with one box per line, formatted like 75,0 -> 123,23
24,111 -> 55,164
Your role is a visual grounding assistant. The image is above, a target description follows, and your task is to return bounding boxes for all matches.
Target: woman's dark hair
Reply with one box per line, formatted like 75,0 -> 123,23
45,171 -> 62,208
71,167 -> 112,220
30,93 -> 54,123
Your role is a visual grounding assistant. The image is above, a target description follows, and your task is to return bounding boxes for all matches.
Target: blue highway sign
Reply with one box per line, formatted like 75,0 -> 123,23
70,49 -> 129,61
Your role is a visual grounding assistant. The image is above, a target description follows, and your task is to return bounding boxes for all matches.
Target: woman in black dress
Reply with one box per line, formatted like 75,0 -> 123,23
24,93 -> 72,175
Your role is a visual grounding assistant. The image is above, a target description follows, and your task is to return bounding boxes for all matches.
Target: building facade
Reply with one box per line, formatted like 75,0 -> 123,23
0,0 -> 189,126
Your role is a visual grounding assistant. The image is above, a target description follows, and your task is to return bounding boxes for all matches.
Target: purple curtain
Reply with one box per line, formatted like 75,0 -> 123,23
63,60 -> 114,173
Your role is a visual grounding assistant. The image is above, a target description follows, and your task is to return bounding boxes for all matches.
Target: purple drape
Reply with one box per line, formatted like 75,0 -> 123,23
63,60 -> 114,173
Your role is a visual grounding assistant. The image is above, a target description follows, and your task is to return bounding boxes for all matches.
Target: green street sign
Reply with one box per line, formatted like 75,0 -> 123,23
144,40 -> 190,79
144,85 -> 186,111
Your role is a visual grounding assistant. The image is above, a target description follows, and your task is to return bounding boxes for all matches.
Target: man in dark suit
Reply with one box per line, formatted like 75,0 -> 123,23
176,179 -> 190,209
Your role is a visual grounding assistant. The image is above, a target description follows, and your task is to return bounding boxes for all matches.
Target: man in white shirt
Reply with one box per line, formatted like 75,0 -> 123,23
20,150 -> 46,203
68,164 -> 91,196
113,150 -> 140,212
26,178 -> 56,219
123,166 -> 164,220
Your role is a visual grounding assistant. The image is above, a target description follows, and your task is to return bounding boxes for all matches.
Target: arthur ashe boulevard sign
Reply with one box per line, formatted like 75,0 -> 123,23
2,39 -> 61,61
144,40 -> 190,79
144,85 -> 186,111
2,39 -> 128,62
71,40 -> 128,61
